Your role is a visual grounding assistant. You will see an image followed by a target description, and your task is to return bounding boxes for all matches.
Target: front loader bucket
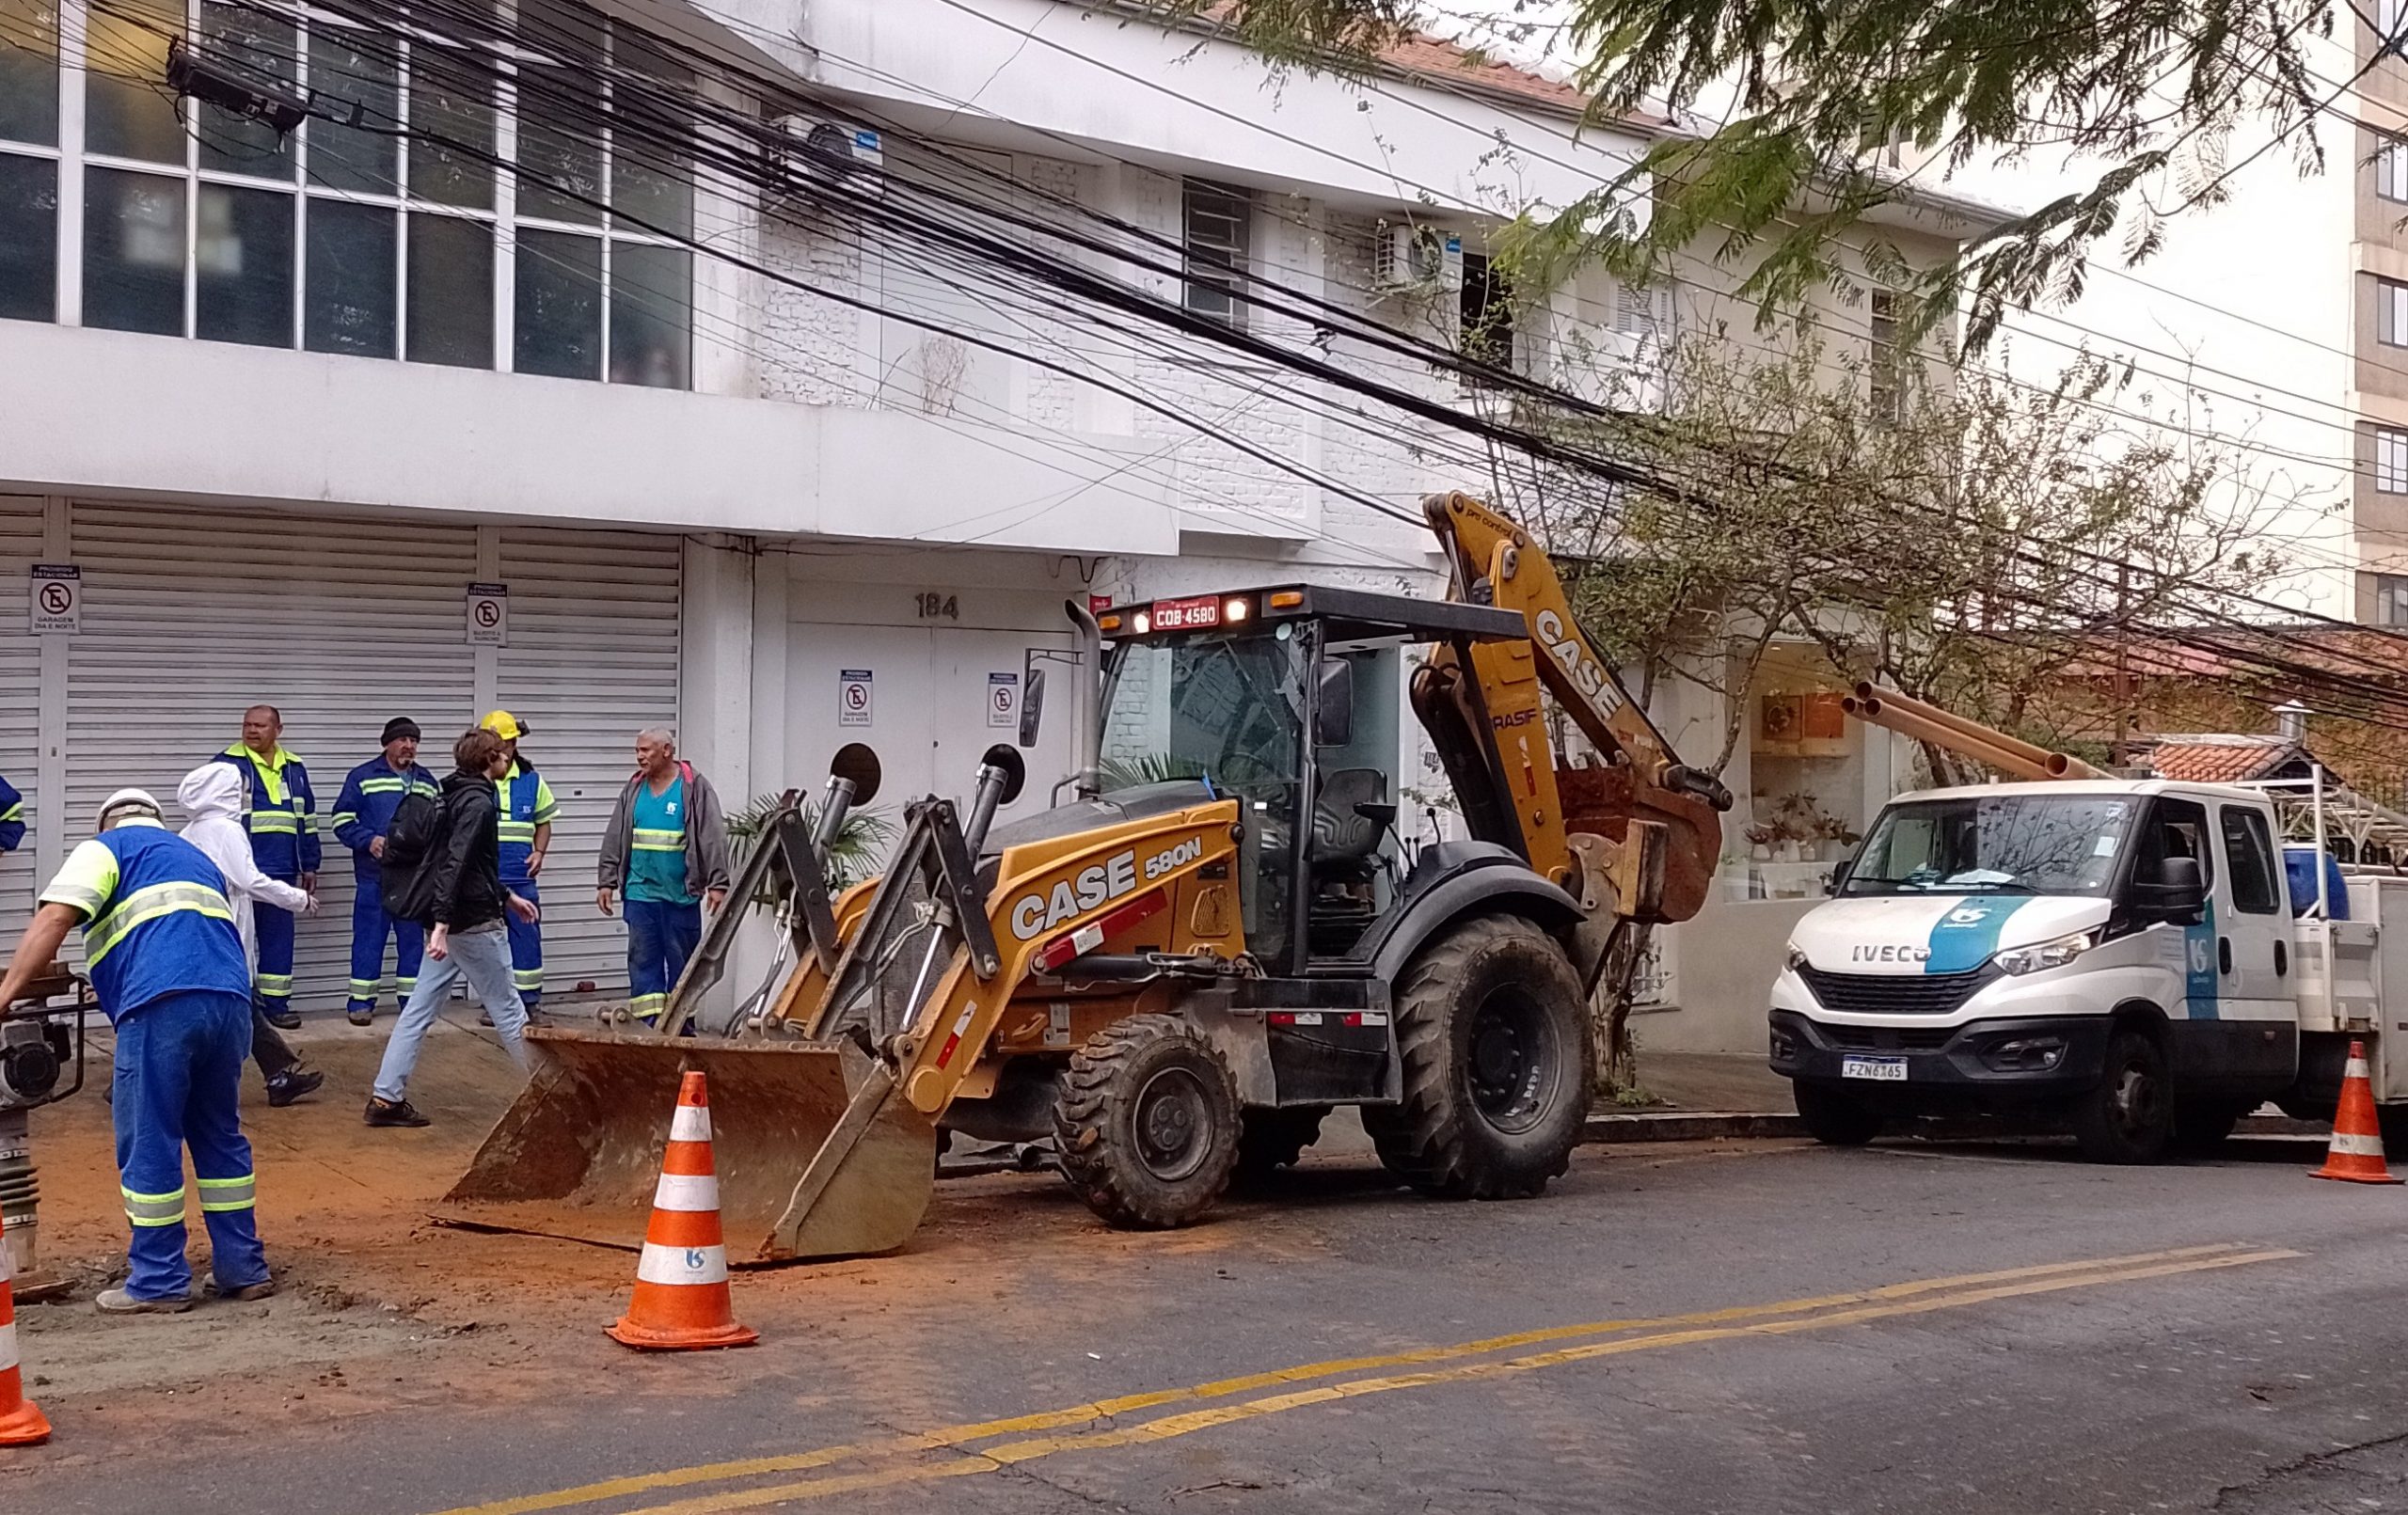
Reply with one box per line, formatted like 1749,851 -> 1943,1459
436,1027 -> 936,1264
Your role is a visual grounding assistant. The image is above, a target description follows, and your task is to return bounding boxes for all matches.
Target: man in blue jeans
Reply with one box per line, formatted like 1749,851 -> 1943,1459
365,729 -> 536,1128
596,727 -> 732,1028
0,788 -> 270,1314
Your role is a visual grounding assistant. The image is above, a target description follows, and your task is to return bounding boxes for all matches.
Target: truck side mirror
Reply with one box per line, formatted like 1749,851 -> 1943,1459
1314,658 -> 1354,748
2144,855 -> 2207,921
1825,857 -> 1851,895
1018,667 -> 1047,750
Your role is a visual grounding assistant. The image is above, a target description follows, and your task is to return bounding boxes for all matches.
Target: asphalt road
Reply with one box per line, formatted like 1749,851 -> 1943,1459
9,1128 -> 2408,1515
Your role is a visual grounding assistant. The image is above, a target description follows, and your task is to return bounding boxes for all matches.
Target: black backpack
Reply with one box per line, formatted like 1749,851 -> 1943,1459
379,790 -> 443,922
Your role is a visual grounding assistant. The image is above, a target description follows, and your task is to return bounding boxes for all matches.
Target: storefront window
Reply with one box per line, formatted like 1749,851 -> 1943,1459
1729,646 -> 1879,901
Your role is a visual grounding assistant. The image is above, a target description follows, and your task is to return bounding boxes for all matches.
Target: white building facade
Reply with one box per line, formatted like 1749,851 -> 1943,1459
0,0 -> 1691,1004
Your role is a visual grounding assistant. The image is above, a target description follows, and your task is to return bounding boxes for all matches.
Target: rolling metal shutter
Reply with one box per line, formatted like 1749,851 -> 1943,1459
0,499 -> 40,947
495,526 -> 682,997
62,501 -> 482,1005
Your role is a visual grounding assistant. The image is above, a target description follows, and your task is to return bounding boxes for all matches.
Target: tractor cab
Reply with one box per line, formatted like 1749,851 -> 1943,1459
1082,584 -> 1529,968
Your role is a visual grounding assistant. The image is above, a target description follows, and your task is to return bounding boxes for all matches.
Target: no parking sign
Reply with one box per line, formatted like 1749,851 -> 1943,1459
29,565 -> 78,635
466,582 -> 509,646
838,669 -> 874,728
987,671 -> 1019,730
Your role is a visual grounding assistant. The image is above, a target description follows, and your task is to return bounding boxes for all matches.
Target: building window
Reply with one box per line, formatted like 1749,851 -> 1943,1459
0,0 -> 58,324
2380,277 -> 2408,347
14,0 -> 688,381
1869,290 -> 1902,422
2380,575 -> 2408,626
2383,139 -> 2408,202
1616,277 -> 1675,351
1459,251 -> 1514,375
1182,179 -> 1251,328
2380,429 -> 2408,493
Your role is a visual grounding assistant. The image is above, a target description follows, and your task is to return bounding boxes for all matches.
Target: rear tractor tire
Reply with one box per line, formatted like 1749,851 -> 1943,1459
1233,1105 -> 1330,1186
1363,915 -> 1592,1200
1054,1014 -> 1242,1229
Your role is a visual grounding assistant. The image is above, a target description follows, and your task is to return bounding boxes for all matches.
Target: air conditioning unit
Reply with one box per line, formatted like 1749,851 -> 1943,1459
765,114 -> 885,220
1372,223 -> 1460,293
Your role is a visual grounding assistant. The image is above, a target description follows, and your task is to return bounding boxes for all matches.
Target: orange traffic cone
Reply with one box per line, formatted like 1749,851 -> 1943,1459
0,1210 -> 52,1445
2311,1040 -> 2403,1186
608,1070 -> 758,1350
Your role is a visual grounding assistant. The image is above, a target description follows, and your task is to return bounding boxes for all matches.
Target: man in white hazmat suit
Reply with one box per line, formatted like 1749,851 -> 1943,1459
177,764 -> 326,1107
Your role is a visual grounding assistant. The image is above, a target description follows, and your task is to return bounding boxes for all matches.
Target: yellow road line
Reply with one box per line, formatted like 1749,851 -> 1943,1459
429,1241 -> 2261,1515
617,1247 -> 2298,1515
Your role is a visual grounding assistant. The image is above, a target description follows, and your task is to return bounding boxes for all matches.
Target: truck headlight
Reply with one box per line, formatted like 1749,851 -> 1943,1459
1991,929 -> 2100,977
1783,942 -> 1809,973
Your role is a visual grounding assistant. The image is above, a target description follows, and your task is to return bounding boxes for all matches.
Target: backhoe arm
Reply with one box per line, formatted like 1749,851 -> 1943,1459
1417,491 -> 1733,924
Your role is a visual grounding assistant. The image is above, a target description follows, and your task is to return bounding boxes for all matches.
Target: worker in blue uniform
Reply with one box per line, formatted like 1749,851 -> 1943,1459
0,773 -> 23,854
479,712 -> 557,1025
213,705 -> 320,1030
329,718 -> 441,1027
0,788 -> 273,1314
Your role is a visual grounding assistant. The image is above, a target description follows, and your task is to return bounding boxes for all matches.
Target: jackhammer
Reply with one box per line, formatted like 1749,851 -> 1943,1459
1,965 -> 92,1302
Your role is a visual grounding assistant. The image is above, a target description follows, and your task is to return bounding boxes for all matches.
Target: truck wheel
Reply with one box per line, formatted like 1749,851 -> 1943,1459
1054,1014 -> 1241,1229
1364,915 -> 1591,1199
1793,1082 -> 1883,1146
2171,1100 -> 2249,1156
2071,1030 -> 2174,1164
1233,1105 -> 1329,1185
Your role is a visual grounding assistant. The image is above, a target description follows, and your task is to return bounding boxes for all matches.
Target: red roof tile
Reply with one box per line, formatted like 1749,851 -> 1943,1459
2143,736 -> 2305,785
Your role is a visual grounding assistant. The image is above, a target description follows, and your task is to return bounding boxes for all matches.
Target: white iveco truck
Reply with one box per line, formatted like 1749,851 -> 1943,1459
1768,774 -> 2408,1162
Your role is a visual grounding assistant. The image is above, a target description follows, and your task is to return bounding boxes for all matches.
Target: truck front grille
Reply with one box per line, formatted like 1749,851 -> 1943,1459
1798,964 -> 1995,1017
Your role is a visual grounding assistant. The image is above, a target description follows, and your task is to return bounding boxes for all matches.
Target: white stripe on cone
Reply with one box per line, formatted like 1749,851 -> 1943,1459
637,1241 -> 730,1287
670,1106 -> 712,1144
651,1172 -> 721,1213
2329,1130 -> 2388,1158
2346,1057 -> 2371,1080
0,1320 -> 16,1373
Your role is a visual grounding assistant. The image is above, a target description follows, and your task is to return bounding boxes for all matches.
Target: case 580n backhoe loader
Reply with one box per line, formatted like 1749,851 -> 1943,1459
442,493 -> 1732,1261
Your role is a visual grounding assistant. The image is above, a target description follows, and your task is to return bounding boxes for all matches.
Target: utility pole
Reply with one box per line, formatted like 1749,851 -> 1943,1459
2111,561 -> 2132,769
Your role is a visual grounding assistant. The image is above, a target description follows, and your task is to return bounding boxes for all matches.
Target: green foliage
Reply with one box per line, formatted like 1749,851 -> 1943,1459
1175,0 -> 2336,351
1491,334 -> 2314,781
1095,753 -> 1212,791
725,794 -> 896,893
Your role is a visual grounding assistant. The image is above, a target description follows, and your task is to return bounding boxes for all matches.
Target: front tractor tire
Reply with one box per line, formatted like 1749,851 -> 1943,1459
1364,914 -> 1592,1199
1054,1014 -> 1242,1229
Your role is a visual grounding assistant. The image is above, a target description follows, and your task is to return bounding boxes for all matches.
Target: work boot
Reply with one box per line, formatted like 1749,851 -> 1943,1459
346,1005 -> 374,1027
363,1097 -> 431,1128
477,1009 -> 494,1027
213,1278 -> 277,1302
262,1004 -> 302,1031
265,1067 -> 325,1108
95,1286 -> 193,1316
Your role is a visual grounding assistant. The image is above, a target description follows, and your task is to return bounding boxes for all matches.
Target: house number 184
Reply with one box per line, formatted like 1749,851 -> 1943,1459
914,592 -> 960,621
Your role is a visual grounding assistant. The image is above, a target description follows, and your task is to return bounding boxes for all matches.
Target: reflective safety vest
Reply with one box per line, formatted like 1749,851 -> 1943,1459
40,821 -> 249,1022
0,771 -> 21,853
214,745 -> 322,879
330,757 -> 440,876
496,760 -> 558,883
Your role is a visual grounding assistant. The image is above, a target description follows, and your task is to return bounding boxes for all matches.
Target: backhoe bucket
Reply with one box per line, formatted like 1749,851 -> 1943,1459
437,1027 -> 936,1264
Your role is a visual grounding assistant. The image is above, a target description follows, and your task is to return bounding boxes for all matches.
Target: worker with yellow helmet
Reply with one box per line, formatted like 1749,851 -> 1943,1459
479,711 -> 557,1022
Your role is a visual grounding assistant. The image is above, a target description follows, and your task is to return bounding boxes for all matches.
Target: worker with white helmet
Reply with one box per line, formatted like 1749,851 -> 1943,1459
0,789 -> 273,1313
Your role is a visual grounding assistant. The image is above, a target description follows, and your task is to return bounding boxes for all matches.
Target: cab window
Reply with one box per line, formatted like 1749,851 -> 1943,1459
2132,797 -> 2213,894
2219,805 -> 2281,915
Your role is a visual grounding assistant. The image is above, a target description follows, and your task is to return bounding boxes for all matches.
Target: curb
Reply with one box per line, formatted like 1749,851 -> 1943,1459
1582,1111 -> 2329,1144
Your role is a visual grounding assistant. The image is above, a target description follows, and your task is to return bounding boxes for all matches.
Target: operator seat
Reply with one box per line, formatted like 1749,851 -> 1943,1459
1307,767 -> 1395,957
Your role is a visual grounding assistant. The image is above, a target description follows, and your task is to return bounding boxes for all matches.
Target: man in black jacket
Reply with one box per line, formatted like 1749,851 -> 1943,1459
364,728 -> 539,1128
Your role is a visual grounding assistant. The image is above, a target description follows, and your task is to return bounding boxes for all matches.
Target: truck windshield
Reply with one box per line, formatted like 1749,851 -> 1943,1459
1843,795 -> 2136,897
1098,632 -> 1306,796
